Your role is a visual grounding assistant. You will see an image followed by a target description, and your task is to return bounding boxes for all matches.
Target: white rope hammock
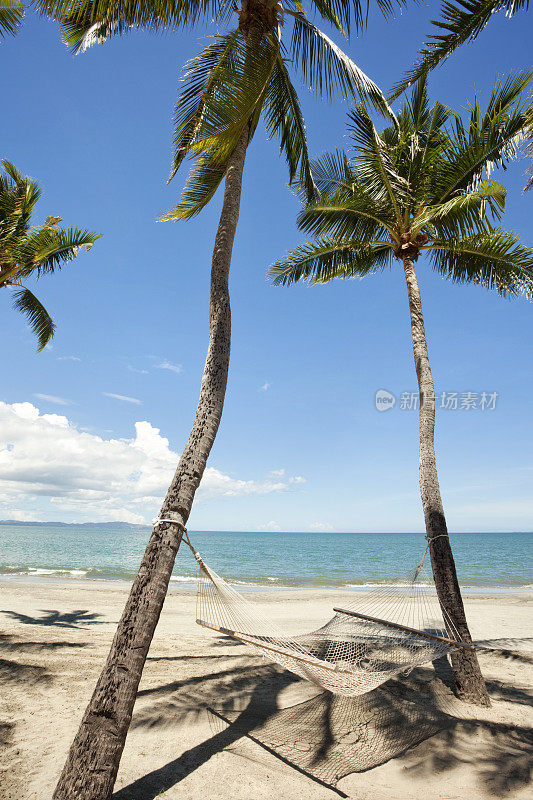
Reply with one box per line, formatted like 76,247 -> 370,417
158,523 -> 474,698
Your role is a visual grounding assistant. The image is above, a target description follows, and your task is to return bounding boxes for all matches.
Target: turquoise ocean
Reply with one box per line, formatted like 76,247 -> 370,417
0,525 -> 531,589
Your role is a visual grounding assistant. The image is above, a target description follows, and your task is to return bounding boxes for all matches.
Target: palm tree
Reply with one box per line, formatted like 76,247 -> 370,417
0,160 -> 99,349
270,71 -> 533,707
0,0 -> 23,37
391,0 -> 531,98
35,2 -> 405,797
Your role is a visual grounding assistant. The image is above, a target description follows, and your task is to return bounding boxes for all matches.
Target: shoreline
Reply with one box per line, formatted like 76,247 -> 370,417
1,573 -> 532,596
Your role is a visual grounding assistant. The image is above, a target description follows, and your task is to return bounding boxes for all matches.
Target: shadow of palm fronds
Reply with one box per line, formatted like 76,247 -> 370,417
0,633 -> 88,653
0,609 -> 103,629
400,718 -> 533,797
0,657 -> 51,687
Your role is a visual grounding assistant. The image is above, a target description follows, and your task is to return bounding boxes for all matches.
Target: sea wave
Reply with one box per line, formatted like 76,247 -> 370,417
0,566 -> 531,592
27,567 -> 88,577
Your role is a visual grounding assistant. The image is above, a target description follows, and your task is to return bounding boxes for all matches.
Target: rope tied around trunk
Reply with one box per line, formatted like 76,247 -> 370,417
413,533 -> 450,582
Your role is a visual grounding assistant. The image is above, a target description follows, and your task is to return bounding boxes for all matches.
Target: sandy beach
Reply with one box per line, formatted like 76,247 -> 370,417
1,579 -> 531,800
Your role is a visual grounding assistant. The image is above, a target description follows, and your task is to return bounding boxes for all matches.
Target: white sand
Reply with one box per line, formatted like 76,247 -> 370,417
1,579 -> 531,800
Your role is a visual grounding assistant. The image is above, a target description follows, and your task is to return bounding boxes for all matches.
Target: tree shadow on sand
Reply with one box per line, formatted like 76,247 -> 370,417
0,633 -> 88,652
0,609 -> 103,629
113,650 -> 532,799
0,656 -> 52,687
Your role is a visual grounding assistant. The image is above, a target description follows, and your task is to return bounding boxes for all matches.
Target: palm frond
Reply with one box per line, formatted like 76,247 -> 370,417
297,193 -> 394,241
347,105 -> 409,222
36,0 -> 220,49
302,149 -> 355,200
309,0 -> 408,37
0,0 -> 24,38
523,93 -> 533,191
269,237 -> 393,285
391,0 -> 530,99
430,70 -> 533,203
288,12 -> 390,113
176,33 -> 279,165
263,53 -> 316,200
16,227 -> 100,277
413,180 -> 506,238
169,30 -> 241,180
162,148 -> 233,220
11,286 -> 56,350
428,230 -> 533,298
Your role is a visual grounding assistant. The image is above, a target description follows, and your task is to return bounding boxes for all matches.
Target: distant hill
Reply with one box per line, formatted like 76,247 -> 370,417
0,520 -> 151,529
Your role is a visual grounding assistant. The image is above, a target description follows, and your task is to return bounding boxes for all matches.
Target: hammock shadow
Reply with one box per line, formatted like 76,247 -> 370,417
114,658 -> 460,799
208,660 -> 458,786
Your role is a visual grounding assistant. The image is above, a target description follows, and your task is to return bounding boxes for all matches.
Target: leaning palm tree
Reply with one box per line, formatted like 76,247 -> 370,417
271,71 -> 533,707
0,0 -> 23,37
0,160 -> 99,349
37,2 -> 406,798
391,0 -> 531,98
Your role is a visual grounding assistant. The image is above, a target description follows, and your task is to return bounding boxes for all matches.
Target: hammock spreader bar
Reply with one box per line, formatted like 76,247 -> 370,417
196,619 -> 352,672
333,607 -> 474,651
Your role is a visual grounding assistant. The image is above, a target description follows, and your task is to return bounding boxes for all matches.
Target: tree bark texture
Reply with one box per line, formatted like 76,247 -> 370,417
52,128 -> 249,800
402,256 -> 490,707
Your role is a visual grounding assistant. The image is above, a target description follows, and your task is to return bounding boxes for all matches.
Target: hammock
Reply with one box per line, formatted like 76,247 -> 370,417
177,530 -> 473,698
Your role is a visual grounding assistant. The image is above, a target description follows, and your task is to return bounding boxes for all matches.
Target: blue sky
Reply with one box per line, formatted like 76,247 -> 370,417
0,5 -> 532,531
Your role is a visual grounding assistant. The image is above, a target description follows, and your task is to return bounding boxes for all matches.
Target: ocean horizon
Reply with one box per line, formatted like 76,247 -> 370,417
0,524 -> 531,590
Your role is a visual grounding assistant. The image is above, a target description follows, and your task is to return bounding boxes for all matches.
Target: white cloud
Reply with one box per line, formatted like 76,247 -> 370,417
257,520 -> 282,532
0,402 -> 302,524
156,361 -> 182,375
289,476 -> 306,484
269,468 -> 285,478
260,382 -> 270,391
34,393 -> 71,406
103,392 -> 142,405
310,522 -> 334,532
57,356 -> 81,362
127,366 -> 149,375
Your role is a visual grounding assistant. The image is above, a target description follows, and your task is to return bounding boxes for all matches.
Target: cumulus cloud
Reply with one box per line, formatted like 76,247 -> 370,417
34,393 -> 71,406
103,392 -> 142,405
260,382 -> 270,391
310,522 -> 334,532
0,402 -> 302,524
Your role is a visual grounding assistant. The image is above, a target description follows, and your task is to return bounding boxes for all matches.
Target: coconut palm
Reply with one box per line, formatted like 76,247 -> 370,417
0,160 -> 99,349
36,2 -> 405,798
391,0 -> 531,98
271,71 -> 533,706
0,0 -> 23,37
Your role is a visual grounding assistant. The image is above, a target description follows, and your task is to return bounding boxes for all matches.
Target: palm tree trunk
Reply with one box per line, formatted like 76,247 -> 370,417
402,255 -> 490,707
52,128 -> 249,800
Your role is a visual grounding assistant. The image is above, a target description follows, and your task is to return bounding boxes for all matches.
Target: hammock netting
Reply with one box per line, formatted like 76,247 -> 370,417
191,547 -> 464,698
